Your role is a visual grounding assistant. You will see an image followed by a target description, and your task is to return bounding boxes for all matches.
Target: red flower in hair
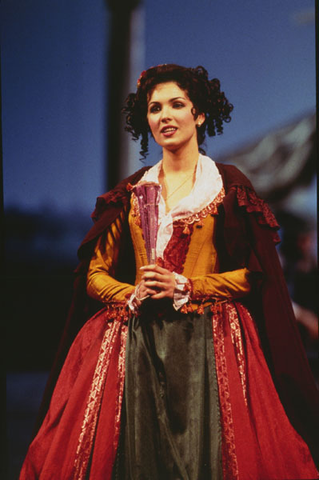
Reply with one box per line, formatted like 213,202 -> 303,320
136,65 -> 167,88
137,70 -> 147,88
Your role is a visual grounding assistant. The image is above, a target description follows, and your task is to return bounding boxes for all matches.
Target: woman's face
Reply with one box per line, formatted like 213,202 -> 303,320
147,82 -> 205,153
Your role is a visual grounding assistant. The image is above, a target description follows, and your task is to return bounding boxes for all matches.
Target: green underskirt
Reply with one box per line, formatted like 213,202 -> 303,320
113,302 -> 223,480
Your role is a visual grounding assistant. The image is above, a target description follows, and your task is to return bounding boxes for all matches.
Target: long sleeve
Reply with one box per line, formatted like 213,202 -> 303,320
86,212 -> 135,303
189,268 -> 251,301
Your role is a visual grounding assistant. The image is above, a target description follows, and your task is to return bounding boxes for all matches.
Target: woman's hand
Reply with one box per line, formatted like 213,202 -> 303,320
140,264 -> 176,300
130,267 -> 162,309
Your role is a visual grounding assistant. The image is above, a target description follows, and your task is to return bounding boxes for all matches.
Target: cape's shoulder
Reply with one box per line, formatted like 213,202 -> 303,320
215,162 -> 253,190
216,162 -> 280,239
92,166 -> 150,221
77,167 -> 150,260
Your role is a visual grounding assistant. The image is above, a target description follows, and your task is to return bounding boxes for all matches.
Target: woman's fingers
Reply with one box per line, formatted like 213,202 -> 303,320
144,280 -> 162,288
133,280 -> 159,308
144,274 -> 175,298
141,271 -> 165,282
139,265 -> 176,299
137,281 -> 157,298
140,264 -> 170,275
149,291 -> 169,300
141,266 -> 172,282
143,274 -> 172,287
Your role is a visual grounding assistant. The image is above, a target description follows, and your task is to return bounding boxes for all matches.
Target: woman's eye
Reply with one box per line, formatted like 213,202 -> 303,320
173,102 -> 184,108
149,105 -> 160,113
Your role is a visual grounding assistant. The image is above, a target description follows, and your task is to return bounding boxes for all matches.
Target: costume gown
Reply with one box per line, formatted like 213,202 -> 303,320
20,156 -> 318,480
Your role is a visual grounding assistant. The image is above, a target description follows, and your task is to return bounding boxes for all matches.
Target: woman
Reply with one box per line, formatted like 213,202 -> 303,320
20,64 -> 318,479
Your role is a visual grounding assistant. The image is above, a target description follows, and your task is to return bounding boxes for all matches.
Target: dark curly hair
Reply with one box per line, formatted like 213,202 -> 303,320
122,64 -> 233,159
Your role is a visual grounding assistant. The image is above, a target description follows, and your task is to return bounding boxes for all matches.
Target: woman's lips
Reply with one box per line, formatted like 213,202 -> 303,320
161,127 -> 177,137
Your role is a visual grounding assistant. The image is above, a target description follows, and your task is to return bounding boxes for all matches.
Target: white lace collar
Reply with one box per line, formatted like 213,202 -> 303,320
138,154 -> 223,259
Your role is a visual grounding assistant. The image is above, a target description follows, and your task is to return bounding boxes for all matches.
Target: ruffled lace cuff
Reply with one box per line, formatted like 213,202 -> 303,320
173,273 -> 192,311
127,284 -> 144,313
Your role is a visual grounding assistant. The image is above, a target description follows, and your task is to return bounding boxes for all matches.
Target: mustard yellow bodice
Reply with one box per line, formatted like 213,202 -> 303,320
130,204 -> 218,282
86,197 -> 251,305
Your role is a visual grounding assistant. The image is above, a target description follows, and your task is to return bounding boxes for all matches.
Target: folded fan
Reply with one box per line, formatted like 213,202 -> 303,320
133,182 -> 162,264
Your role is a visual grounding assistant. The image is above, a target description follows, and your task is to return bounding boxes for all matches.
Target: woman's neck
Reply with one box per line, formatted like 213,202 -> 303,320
161,144 -> 200,174
159,145 -> 200,212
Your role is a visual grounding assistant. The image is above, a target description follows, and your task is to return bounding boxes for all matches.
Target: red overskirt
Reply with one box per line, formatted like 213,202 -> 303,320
20,302 -> 318,479
212,301 -> 318,479
20,307 -> 127,479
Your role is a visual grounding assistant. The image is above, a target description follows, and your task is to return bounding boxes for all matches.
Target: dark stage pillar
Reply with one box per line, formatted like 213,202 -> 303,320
105,0 -> 144,189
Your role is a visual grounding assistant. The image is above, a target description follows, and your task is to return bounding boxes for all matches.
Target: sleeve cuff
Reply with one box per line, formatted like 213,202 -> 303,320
173,273 -> 191,311
127,284 -> 140,313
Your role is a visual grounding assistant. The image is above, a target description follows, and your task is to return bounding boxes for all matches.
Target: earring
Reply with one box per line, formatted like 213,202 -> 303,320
197,123 -> 202,127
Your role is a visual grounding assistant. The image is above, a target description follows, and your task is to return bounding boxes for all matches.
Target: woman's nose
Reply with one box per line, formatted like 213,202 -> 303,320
160,106 -> 172,122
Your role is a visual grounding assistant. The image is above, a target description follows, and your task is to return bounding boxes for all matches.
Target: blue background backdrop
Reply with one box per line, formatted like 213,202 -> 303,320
2,0 -> 316,214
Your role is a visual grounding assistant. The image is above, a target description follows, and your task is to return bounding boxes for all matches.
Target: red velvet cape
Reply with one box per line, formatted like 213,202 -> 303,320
34,163 -> 319,461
